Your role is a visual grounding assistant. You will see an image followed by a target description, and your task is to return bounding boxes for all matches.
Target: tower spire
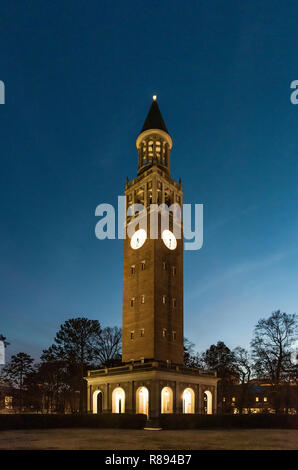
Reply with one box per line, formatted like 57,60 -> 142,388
141,96 -> 169,134
136,97 -> 173,175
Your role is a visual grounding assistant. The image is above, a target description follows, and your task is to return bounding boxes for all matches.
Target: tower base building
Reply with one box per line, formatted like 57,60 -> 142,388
85,98 -> 219,419
86,361 -> 218,418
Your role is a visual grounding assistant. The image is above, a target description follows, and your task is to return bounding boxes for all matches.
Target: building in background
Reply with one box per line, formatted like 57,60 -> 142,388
0,378 -> 15,413
222,380 -> 298,415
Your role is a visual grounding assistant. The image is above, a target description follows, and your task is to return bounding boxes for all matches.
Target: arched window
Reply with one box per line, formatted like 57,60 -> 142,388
112,387 -> 125,413
136,386 -> 149,417
182,388 -> 195,414
204,390 -> 212,415
161,387 -> 173,413
92,390 -> 103,414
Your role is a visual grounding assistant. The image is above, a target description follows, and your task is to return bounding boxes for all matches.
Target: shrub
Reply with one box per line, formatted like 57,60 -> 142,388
0,413 -> 146,430
159,413 -> 298,429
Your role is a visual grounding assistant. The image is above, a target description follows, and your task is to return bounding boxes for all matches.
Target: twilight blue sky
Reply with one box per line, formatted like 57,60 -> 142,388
1,0 -> 298,361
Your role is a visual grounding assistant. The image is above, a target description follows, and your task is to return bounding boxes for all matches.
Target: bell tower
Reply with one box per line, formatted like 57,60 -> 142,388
122,97 -> 184,364
86,96 -> 219,419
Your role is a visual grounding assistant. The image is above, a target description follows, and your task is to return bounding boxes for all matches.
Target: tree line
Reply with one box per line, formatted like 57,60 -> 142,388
0,310 -> 297,414
0,319 -> 121,413
184,310 -> 298,413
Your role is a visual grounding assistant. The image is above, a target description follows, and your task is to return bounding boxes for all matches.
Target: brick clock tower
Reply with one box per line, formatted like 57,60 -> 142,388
86,98 -> 219,421
122,97 -> 183,365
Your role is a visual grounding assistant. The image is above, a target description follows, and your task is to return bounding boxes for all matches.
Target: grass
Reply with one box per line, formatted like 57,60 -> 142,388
0,428 -> 297,450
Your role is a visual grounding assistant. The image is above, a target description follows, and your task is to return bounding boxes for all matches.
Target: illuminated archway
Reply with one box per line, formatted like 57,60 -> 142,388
136,386 -> 149,417
112,387 -> 125,413
182,388 -> 195,414
92,390 -> 103,414
161,387 -> 173,413
204,390 -> 212,414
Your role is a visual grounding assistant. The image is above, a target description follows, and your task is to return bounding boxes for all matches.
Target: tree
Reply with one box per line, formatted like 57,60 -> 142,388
47,317 -> 102,413
96,326 -> 122,367
251,310 -> 297,413
251,310 -> 297,385
203,341 -> 238,379
30,347 -> 72,413
184,338 -> 195,365
23,368 -> 43,413
233,347 -> 253,414
184,338 -> 204,368
234,347 -> 252,384
2,352 -> 34,411
202,341 -> 239,413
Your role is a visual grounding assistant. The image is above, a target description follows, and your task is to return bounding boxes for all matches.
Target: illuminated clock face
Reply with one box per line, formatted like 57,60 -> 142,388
162,229 -> 177,250
130,229 -> 147,250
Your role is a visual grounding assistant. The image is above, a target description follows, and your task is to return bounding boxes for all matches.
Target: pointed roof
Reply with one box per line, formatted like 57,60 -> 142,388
141,98 -> 168,134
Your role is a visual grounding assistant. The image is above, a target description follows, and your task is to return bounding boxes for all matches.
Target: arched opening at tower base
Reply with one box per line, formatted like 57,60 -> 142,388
136,386 -> 149,417
92,390 -> 103,414
204,390 -> 213,414
161,387 -> 173,413
112,387 -> 125,413
182,387 -> 195,413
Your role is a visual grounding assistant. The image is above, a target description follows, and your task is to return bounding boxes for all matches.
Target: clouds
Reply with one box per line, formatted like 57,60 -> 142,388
189,249 -> 293,300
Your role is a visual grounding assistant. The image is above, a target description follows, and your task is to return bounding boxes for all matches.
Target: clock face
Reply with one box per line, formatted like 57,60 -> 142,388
162,229 -> 177,250
130,229 -> 147,250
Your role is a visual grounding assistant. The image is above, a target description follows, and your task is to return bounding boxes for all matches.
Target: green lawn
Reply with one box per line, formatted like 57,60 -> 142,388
0,428 -> 297,450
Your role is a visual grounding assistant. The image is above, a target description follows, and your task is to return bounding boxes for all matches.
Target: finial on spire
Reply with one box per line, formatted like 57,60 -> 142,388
153,94 -> 157,101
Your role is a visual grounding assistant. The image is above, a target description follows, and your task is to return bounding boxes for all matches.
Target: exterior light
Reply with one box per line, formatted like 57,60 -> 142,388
153,95 -> 157,101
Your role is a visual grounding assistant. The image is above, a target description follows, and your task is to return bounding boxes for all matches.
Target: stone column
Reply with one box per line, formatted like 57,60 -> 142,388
198,384 -> 204,414
173,381 -> 176,413
150,380 -> 160,419
175,381 -> 182,414
213,385 -> 217,415
127,381 -> 134,414
104,383 -> 111,413
87,385 -> 92,413
195,385 -> 199,414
